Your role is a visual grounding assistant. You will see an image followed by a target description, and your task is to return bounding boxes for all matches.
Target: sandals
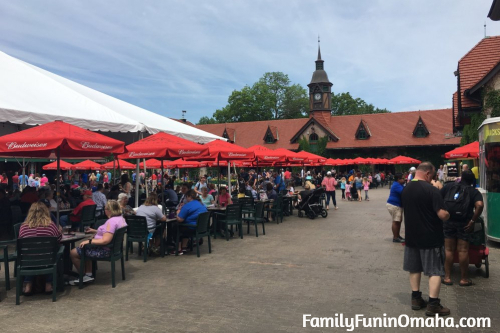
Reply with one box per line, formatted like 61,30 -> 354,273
441,279 -> 453,286
459,280 -> 473,287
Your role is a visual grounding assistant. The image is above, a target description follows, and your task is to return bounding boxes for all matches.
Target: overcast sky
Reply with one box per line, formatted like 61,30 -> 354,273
1,1 -> 499,123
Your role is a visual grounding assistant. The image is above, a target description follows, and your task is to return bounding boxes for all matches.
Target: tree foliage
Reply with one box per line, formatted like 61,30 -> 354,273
197,72 -> 308,124
331,92 -> 390,116
460,89 -> 500,146
298,135 -> 328,157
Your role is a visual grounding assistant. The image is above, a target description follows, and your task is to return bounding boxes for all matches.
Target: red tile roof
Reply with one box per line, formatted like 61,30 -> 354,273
196,108 -> 460,150
457,36 -> 500,109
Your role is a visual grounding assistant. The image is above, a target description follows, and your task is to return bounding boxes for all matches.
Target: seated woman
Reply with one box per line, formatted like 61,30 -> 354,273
208,183 -> 217,196
200,187 -> 214,207
176,190 -> 208,254
237,186 -> 246,199
69,200 -> 127,285
135,193 -> 166,254
118,193 -> 135,216
19,202 -> 62,295
215,186 -> 232,207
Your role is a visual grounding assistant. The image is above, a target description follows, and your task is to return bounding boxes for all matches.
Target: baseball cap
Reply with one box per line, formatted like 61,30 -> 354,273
327,171 -> 332,175
410,167 -> 416,171
83,190 -> 92,196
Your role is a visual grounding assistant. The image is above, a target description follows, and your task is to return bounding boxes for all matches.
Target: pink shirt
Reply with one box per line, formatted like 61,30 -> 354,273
363,181 -> 370,191
40,176 -> 49,187
321,177 -> 337,191
94,216 -> 127,240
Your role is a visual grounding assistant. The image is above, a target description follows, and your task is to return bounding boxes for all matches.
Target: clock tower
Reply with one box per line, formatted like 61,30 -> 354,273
308,45 -> 333,118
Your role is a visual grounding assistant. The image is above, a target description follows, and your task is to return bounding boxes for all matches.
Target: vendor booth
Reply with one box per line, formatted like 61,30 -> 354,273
478,117 -> 500,242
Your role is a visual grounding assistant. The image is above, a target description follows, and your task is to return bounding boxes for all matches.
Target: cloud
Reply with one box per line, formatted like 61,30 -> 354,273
1,0 -> 499,121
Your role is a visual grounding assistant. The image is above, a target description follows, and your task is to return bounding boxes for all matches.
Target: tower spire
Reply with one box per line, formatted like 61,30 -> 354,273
317,35 -> 322,60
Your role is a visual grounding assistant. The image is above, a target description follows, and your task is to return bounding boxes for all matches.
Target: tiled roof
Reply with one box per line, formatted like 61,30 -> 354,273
457,36 -> 500,109
169,118 -> 196,127
196,109 -> 460,150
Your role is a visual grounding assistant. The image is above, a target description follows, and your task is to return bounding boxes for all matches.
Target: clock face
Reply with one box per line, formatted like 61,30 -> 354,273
314,93 -> 321,101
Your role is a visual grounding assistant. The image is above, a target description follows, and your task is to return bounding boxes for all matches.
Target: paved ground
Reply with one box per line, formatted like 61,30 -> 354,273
1,188 -> 499,332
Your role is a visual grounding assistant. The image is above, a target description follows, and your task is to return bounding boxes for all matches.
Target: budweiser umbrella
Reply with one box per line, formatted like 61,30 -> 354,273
247,144 -> 271,151
352,157 -> 371,165
0,120 -> 125,225
294,151 -> 327,163
101,159 -> 136,170
71,160 -> 102,170
444,141 -> 479,159
42,160 -> 73,171
170,159 -> 207,169
388,155 -> 422,165
139,159 -> 162,169
119,132 -> 209,160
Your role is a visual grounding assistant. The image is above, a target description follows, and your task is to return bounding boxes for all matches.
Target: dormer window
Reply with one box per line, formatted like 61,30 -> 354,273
265,132 -> 275,144
355,120 -> 371,140
309,133 -> 319,152
263,126 -> 277,144
413,117 -> 430,138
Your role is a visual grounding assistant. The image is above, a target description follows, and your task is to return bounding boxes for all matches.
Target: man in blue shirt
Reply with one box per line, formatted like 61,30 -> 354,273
176,189 -> 208,254
81,172 -> 88,185
387,172 -> 405,243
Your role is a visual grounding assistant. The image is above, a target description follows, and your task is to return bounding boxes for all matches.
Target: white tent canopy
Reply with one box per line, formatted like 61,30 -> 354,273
0,51 -> 223,143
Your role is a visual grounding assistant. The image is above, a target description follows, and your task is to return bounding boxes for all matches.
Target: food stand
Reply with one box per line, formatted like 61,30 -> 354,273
478,117 -> 500,242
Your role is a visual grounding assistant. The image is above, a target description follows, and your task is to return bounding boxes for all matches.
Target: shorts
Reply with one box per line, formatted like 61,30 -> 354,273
76,246 -> 111,259
443,220 -> 470,242
386,203 -> 403,222
403,246 -> 445,277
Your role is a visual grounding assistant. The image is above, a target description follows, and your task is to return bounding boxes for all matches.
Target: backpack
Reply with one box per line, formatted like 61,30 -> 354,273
444,183 -> 471,221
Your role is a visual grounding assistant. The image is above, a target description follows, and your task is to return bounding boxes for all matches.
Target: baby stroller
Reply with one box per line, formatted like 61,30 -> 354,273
297,188 -> 328,219
348,185 -> 359,201
453,218 -> 490,278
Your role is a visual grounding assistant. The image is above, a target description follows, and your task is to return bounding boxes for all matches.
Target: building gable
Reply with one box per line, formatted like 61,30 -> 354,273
290,117 -> 339,144
263,126 -> 277,144
413,116 -> 430,138
355,120 -> 371,140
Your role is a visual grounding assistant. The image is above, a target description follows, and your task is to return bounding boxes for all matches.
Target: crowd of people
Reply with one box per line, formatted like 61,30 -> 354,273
386,162 -> 484,317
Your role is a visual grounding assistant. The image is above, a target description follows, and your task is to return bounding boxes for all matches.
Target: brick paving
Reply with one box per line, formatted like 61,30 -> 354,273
1,188 -> 499,332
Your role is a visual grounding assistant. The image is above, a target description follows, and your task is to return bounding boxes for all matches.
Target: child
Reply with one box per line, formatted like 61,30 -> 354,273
363,177 -> 370,201
345,181 -> 352,201
340,177 -> 346,200
286,181 -> 295,195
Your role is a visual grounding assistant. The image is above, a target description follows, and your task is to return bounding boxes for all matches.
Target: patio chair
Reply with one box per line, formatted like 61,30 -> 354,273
15,237 -> 64,304
181,212 -> 212,257
79,226 -> 126,289
265,195 -> 284,224
242,201 -> 266,237
0,222 -> 23,291
79,204 -> 97,232
214,204 -> 243,241
125,216 -> 150,262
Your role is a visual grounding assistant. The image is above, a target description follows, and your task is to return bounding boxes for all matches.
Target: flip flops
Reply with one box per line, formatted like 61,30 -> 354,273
442,279 -> 453,286
459,280 -> 473,287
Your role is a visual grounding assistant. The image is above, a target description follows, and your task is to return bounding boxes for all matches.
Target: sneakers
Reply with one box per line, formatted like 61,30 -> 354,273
393,237 -> 405,243
425,299 -> 451,316
69,275 -> 94,286
335,206 -> 338,210
411,292 -> 427,310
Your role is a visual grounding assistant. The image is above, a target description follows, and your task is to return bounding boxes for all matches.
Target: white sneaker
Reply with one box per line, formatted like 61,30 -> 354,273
69,275 -> 94,285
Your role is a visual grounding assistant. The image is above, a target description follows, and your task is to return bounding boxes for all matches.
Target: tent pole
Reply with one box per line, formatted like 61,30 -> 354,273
161,159 -> 165,214
112,155 -> 116,186
135,158 -> 140,208
22,157 -> 26,191
227,162 -> 231,195
217,160 -> 220,194
56,148 -> 60,227
143,158 -> 148,198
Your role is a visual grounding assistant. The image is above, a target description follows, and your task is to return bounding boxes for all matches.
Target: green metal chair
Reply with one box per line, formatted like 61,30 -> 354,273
0,223 -> 22,291
214,204 -> 243,241
243,201 -> 266,237
265,195 -> 284,224
15,237 -> 64,304
181,212 -> 212,257
239,197 -> 255,217
79,204 -> 97,232
79,226 -> 126,289
125,215 -> 150,262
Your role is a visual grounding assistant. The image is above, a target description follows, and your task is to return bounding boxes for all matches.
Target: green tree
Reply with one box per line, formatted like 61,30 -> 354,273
197,116 -> 217,125
199,72 -> 308,124
331,92 -> 390,116
460,89 -> 500,146
297,135 -> 328,157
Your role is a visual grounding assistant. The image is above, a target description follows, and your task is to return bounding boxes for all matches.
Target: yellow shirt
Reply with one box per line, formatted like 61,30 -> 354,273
471,166 -> 479,179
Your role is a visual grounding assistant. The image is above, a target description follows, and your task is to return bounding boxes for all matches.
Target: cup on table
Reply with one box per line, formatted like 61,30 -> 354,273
84,226 -> 90,233
63,226 -> 71,235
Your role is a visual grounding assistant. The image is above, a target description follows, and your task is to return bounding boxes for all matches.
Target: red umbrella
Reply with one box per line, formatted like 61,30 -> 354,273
72,160 -> 102,170
352,157 -> 371,165
206,160 -> 228,167
294,151 -> 327,163
204,140 -> 254,160
101,160 -> 136,170
324,158 -> 337,166
119,132 -> 209,160
0,120 -> 124,158
138,159 -> 163,169
0,120 -> 125,225
247,145 -> 271,151
170,159 -> 207,169
444,141 -> 479,159
42,160 -> 73,171
388,155 -> 421,165
271,148 -> 309,164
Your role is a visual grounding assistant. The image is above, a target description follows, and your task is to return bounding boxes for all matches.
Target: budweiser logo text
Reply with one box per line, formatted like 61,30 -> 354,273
81,142 -> 113,150
6,142 -> 48,149
228,152 -> 247,157
129,152 -> 156,157
178,150 -> 201,155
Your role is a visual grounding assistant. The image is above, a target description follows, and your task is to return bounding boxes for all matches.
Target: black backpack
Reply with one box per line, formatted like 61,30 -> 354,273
444,183 -> 471,221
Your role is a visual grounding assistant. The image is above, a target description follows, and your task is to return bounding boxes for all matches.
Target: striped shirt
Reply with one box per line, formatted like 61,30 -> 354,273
19,222 -> 62,242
